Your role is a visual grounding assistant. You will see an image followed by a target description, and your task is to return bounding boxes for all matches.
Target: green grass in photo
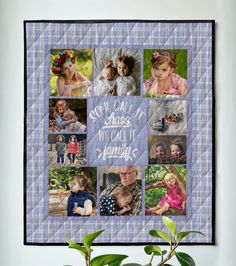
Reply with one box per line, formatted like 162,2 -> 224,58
143,49 -> 188,81
50,49 -> 92,96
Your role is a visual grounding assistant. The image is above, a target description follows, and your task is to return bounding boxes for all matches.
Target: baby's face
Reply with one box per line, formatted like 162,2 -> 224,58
63,113 -> 73,121
117,194 -> 133,208
171,144 -> 182,158
152,62 -> 173,80
155,146 -> 165,158
117,62 -> 129,77
105,68 -> 115,80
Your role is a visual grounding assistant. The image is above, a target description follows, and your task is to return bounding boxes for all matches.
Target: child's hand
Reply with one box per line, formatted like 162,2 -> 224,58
73,207 -> 83,215
118,205 -> 131,215
181,201 -> 186,210
104,60 -> 113,68
123,205 -> 131,212
145,79 -> 153,89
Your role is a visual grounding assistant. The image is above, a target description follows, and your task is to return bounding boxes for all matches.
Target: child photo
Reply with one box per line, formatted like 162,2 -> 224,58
149,99 -> 187,135
145,165 -> 186,216
99,166 -> 142,216
48,167 -> 97,217
48,99 -> 87,133
144,49 -> 187,98
93,48 -> 141,96
48,134 -> 86,167
149,135 -> 186,164
50,49 -> 92,96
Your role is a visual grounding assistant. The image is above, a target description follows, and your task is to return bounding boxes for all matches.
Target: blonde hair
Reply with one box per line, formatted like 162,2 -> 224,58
111,186 -> 133,202
150,142 -> 166,159
164,173 -> 186,198
170,138 -> 184,152
53,100 -> 68,118
63,110 -> 74,120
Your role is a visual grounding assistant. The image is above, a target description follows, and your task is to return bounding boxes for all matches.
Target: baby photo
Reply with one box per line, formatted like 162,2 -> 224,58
143,49 -> 187,98
48,134 -> 86,167
48,99 -> 87,133
48,167 -> 97,217
145,165 -> 186,216
99,166 -> 142,216
149,135 -> 187,164
149,99 -> 187,135
50,49 -> 92,97
93,48 -> 141,96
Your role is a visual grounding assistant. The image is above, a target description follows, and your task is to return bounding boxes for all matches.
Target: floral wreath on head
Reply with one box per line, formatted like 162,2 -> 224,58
52,50 -> 76,76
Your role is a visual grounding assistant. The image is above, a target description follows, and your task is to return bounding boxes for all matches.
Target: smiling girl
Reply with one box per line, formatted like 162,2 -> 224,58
52,50 -> 91,96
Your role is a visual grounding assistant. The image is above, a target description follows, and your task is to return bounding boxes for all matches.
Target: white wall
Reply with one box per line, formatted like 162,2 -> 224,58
1,0 -> 236,265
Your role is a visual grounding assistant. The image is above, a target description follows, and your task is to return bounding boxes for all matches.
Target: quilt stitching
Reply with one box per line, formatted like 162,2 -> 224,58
25,21 -> 213,244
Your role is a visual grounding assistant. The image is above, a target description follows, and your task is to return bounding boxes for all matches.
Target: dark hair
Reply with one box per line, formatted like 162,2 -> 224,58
117,55 -> 135,76
151,50 -> 176,69
69,135 -> 78,143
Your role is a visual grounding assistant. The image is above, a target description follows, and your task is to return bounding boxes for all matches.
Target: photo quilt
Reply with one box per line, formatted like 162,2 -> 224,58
24,20 -> 215,244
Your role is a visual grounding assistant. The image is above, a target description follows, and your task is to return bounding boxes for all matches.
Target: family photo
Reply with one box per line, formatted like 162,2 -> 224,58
99,166 -> 142,216
48,134 -> 86,167
93,48 -> 141,96
48,99 -> 87,134
149,135 -> 187,164
48,167 -> 97,217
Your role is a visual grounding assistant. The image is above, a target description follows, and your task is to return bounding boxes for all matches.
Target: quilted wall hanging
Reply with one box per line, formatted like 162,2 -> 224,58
24,20 -> 215,245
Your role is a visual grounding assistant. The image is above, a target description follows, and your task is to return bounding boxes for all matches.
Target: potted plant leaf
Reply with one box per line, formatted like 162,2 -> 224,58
65,216 -> 204,266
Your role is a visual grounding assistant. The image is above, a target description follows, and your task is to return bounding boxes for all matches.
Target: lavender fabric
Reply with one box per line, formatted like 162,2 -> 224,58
25,21 -> 214,244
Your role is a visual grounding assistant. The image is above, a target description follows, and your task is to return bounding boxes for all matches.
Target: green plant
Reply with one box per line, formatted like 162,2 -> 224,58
66,229 -> 128,266
66,216 -> 203,266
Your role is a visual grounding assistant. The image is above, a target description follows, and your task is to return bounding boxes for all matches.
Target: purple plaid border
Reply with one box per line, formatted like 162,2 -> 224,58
24,20 -> 214,244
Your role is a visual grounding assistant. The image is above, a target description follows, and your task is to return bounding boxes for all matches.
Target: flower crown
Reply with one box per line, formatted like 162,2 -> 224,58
152,51 -> 175,65
52,50 -> 76,76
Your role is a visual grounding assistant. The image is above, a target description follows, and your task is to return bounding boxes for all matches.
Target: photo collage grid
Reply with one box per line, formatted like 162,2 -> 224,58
48,48 -> 188,218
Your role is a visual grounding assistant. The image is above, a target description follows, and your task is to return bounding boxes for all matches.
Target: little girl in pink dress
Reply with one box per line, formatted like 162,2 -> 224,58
144,50 -> 187,97
148,173 -> 186,215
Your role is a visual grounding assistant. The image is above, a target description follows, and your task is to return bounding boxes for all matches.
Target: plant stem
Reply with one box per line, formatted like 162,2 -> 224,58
85,254 -> 91,266
149,252 -> 155,265
157,243 -> 179,266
